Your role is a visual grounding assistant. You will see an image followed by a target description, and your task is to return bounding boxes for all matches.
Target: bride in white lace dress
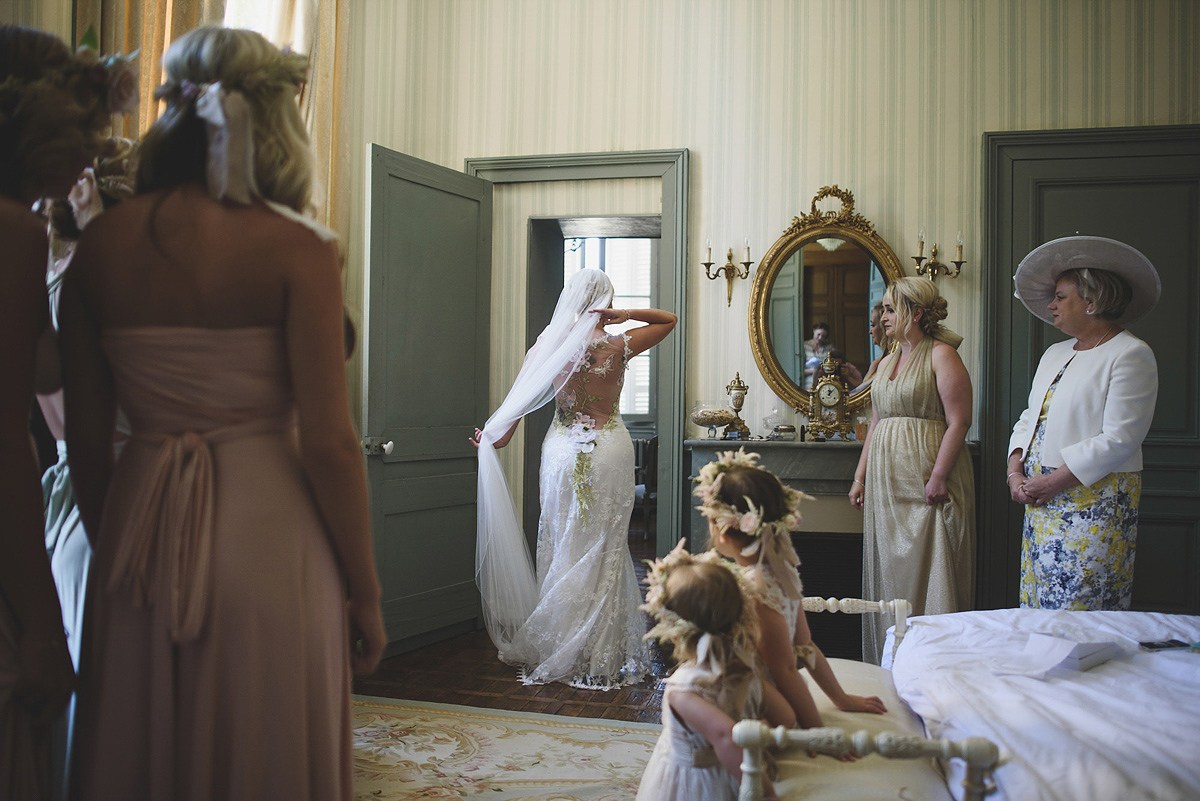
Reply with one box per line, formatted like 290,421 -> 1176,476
473,269 -> 676,689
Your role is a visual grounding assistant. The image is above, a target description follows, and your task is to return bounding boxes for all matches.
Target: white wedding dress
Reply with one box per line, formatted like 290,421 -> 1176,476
505,331 -> 650,689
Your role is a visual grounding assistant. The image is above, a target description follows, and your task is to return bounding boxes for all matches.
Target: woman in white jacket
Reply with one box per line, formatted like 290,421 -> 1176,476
1007,236 -> 1159,610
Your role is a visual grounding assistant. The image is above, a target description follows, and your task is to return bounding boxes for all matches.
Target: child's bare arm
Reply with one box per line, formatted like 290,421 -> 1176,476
669,689 -> 777,798
794,607 -> 886,714
758,602 -> 823,728
759,680 -> 796,728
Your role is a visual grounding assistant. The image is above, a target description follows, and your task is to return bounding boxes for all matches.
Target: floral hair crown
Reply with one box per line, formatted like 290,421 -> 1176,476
693,448 -> 808,547
74,26 -> 140,116
641,539 -> 759,668
153,47 -> 308,105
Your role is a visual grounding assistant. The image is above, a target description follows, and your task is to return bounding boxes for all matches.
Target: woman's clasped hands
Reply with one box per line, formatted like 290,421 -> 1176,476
1012,467 -> 1078,507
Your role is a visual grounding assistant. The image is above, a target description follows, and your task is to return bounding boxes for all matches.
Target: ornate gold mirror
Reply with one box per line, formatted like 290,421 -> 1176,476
748,186 -> 904,418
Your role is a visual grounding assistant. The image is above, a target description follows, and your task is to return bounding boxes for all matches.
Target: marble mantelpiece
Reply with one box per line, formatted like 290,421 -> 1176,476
685,438 -> 863,549
686,438 -> 862,493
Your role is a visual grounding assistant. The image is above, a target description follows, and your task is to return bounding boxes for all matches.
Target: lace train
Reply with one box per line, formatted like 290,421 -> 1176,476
502,415 -> 650,689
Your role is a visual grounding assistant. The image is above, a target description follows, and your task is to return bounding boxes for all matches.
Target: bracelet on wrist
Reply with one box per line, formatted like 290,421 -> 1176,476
852,479 -> 865,488
1006,471 -> 1021,484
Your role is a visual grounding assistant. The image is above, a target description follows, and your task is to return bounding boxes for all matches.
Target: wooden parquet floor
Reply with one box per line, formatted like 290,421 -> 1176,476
352,533 -> 671,724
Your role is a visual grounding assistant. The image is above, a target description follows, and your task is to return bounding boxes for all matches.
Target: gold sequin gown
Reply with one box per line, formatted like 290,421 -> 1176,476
862,337 -> 975,664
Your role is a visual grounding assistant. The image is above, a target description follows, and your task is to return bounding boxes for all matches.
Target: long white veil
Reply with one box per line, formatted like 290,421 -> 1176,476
475,269 -> 615,658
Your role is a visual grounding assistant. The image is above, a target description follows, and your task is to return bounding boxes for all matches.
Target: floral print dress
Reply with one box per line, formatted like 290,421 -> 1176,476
1020,364 -> 1141,609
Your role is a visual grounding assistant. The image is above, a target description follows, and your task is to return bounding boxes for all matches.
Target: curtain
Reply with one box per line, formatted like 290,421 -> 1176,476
73,0 -> 227,140
223,0 -> 349,234
72,0 -> 347,239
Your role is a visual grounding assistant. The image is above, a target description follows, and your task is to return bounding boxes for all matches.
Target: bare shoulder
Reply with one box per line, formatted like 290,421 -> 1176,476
95,188 -> 337,271
0,198 -> 46,252
0,199 -> 47,334
0,200 -> 48,299
233,200 -> 339,273
930,339 -> 966,368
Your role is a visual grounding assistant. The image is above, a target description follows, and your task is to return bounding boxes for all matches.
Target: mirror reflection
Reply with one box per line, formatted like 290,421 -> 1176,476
766,236 -> 888,391
747,186 -> 905,417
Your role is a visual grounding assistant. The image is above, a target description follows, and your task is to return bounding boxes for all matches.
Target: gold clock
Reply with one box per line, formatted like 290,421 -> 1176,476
817,381 -> 843,408
807,355 -> 854,441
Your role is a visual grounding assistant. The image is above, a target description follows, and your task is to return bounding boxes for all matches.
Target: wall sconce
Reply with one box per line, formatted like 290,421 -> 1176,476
703,239 -> 754,306
912,227 -> 965,279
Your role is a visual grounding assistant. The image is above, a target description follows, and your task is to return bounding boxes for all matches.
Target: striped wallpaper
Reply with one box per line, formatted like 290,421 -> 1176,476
486,177 -> 662,492
2,0 -> 71,38
7,0 -> 1198,437
343,0 -> 1200,437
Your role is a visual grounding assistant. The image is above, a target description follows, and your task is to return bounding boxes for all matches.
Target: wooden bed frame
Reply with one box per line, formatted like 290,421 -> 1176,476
732,721 -> 1000,801
801,595 -> 911,662
733,596 -> 999,801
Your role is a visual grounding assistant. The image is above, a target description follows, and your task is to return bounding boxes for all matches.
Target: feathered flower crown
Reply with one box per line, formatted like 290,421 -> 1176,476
640,539 -> 759,668
153,46 -> 308,105
74,26 -> 139,116
694,448 -> 808,556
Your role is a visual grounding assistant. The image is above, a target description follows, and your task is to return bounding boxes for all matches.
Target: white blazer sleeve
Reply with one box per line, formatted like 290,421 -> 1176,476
1008,398 -> 1039,459
1008,341 -> 1070,460
1060,340 -> 1158,487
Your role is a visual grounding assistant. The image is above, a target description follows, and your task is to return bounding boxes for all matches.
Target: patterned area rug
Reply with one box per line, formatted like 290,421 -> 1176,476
352,696 -> 660,800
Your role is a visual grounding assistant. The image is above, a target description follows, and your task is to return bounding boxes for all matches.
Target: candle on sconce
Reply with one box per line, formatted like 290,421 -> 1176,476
918,226 -> 926,257
956,230 -> 964,261
744,237 -> 751,263
706,238 -> 712,263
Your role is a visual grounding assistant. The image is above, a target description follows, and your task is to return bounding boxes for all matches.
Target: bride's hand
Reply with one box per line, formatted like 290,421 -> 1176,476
470,427 -> 512,449
593,308 -> 630,325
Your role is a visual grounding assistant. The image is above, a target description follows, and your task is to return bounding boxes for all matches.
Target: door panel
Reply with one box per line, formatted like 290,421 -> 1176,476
364,144 -> 492,651
983,126 -> 1200,612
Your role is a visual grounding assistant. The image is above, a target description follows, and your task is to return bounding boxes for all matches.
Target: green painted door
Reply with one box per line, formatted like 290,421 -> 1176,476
982,126 -> 1200,613
363,144 -> 492,652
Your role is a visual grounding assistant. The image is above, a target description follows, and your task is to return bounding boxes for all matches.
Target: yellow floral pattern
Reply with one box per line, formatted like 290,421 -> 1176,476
1020,368 -> 1140,610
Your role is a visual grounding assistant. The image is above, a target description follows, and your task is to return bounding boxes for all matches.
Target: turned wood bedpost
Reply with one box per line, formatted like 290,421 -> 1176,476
733,720 -> 1000,801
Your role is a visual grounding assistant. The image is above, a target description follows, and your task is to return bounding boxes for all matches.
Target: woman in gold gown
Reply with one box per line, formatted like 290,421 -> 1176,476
849,277 -> 975,664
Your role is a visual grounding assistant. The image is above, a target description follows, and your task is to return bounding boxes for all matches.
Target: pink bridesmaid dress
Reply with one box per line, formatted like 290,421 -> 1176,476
72,326 -> 352,801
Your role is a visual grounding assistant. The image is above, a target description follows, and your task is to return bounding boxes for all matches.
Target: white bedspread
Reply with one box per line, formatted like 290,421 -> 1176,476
887,608 -> 1200,801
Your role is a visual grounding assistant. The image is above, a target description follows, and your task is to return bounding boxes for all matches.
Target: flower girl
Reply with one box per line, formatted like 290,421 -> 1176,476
636,540 -> 794,801
696,449 -> 887,733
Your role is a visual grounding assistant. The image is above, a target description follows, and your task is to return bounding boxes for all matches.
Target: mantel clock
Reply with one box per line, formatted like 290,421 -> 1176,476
807,354 -> 854,441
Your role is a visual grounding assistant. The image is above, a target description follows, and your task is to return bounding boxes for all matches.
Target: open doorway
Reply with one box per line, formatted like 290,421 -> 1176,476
520,215 -> 664,547
466,149 -> 688,558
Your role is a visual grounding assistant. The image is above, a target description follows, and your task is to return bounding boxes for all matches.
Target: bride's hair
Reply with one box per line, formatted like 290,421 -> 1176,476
566,268 -> 614,316
41,136 -> 138,240
138,26 -> 312,213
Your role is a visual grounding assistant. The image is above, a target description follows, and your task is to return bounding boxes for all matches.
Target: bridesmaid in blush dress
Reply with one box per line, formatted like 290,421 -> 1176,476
60,27 -> 385,801
0,25 -> 128,800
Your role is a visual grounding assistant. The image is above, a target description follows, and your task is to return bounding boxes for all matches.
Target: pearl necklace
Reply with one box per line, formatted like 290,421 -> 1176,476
1087,326 -> 1117,350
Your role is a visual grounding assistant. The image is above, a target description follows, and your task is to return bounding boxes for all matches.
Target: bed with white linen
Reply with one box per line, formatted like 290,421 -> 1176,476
737,605 -> 1200,801
885,607 -> 1200,801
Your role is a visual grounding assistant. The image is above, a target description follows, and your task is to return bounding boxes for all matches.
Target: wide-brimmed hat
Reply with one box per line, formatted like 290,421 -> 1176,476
1014,235 -> 1160,326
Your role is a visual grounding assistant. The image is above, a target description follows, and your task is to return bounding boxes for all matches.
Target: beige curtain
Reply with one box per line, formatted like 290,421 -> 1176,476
222,0 -> 349,235
221,0 -> 355,410
73,0 -> 349,236
73,0 -> 227,140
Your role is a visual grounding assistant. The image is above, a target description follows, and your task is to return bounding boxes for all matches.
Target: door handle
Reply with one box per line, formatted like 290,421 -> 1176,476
362,437 -> 394,456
